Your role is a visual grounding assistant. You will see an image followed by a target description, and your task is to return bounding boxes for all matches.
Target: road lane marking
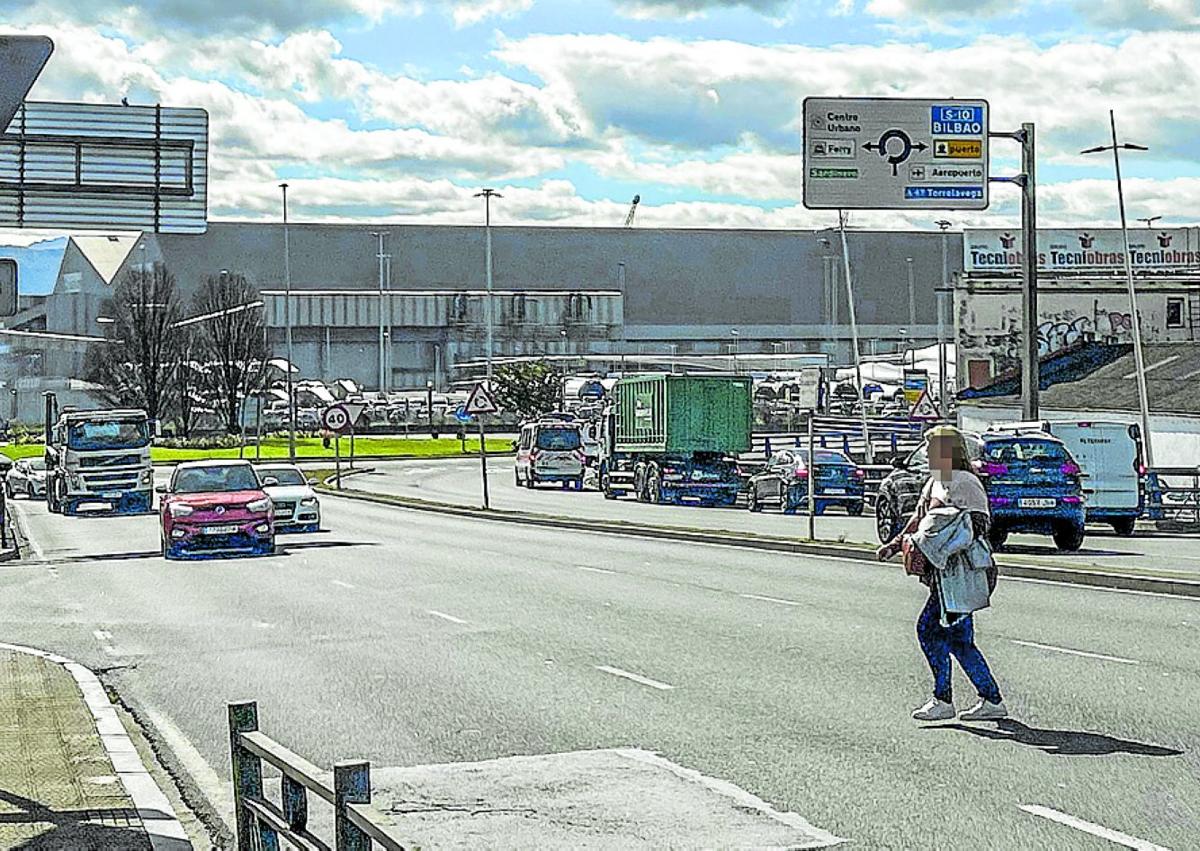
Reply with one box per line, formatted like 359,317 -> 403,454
427,610 -> 468,625
1003,575 -> 1200,602
740,593 -> 803,607
595,665 -> 674,691
330,579 -> 356,589
577,566 -> 616,575
1018,805 -> 1169,850
1011,639 -> 1139,665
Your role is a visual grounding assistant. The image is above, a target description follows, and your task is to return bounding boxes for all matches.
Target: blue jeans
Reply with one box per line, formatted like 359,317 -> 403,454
916,592 -> 1002,704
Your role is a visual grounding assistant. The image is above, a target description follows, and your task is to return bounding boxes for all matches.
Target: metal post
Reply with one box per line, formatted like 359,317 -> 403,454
1019,124 -> 1039,420
334,432 -> 342,490
281,183 -> 296,463
938,227 -> 949,416
373,231 -> 387,393
837,211 -> 874,463
807,410 -> 815,541
475,188 -> 501,386
906,257 -> 915,331
228,701 -> 275,851
1110,111 -> 1156,467
333,761 -> 371,851
348,417 -> 355,469
254,393 -> 262,462
479,416 -> 490,510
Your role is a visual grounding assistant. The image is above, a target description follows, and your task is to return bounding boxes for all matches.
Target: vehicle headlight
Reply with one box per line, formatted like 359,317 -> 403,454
141,470 -> 153,485
300,497 -> 318,507
168,502 -> 194,517
247,497 -> 272,513
68,473 -> 83,489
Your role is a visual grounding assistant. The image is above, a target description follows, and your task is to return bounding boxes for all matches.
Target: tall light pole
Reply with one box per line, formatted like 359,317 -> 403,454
936,219 -> 953,417
280,182 -> 296,463
1137,215 -> 1162,230
474,188 -> 501,386
370,231 -> 389,394
836,211 -> 873,463
1082,111 -> 1155,467
730,329 -> 739,374
905,256 -> 915,331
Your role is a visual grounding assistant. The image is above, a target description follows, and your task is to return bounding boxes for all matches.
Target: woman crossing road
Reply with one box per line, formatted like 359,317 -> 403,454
877,425 -> 1007,723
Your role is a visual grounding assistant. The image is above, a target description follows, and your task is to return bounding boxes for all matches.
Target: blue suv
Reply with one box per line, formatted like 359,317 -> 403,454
979,433 -> 1086,552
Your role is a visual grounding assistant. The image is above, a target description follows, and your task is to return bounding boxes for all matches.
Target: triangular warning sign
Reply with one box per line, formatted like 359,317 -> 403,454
909,390 -> 940,421
465,382 -> 499,415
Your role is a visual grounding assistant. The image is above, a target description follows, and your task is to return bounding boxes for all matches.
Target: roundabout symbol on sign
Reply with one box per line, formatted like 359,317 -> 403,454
864,128 -> 928,176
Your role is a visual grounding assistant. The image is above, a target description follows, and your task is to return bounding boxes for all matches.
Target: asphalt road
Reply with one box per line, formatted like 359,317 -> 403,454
2,491 -> 1199,848
351,457 -> 1200,578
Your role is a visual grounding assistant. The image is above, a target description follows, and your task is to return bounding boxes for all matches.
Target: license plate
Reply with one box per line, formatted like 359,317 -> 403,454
202,524 -> 240,535
102,491 -> 123,499
1019,498 -> 1056,508
824,488 -> 846,495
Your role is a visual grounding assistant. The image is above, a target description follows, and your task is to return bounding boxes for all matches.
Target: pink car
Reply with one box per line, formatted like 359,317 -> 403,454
158,460 -> 275,559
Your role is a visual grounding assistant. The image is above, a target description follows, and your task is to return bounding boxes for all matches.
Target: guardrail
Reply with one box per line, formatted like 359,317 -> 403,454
228,701 -> 406,851
1147,468 -> 1200,530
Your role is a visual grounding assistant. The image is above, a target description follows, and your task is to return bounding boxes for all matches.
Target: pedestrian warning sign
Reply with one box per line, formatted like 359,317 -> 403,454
465,382 -> 499,416
908,390 -> 940,421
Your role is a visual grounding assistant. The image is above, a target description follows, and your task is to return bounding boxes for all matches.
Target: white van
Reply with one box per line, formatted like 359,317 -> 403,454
515,418 -> 586,490
989,420 -> 1144,535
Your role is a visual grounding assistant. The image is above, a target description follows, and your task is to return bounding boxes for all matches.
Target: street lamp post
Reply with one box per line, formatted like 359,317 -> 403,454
905,256 -> 915,331
370,231 -> 389,394
835,212 -> 874,463
936,220 -> 952,417
730,329 -> 739,374
280,182 -> 296,463
1137,215 -> 1162,230
1082,111 -> 1155,467
474,188 -> 502,386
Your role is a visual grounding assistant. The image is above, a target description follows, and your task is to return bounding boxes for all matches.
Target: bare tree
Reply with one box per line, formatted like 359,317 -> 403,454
191,272 -> 267,434
86,263 -> 183,423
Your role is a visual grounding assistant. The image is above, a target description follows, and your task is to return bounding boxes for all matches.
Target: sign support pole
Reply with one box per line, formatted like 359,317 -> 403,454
349,419 -> 355,469
807,410 -> 816,542
478,416 -> 490,510
1019,123 -> 1039,421
334,434 -> 342,490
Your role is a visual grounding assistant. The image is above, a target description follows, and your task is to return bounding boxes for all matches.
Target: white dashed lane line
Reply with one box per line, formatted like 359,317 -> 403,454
577,566 -> 616,575
1019,804 -> 1169,850
1011,639 -> 1140,665
330,579 -> 356,589
740,593 -> 803,607
594,665 -> 674,691
426,610 -> 468,625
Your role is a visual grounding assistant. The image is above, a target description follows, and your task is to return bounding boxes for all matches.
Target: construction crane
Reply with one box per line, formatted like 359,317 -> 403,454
624,194 -> 640,227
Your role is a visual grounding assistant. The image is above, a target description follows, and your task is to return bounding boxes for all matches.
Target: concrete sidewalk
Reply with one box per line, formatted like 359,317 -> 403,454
0,647 -> 188,849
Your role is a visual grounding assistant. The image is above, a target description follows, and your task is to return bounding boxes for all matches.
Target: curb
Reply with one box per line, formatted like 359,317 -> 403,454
0,642 -> 191,850
320,486 -> 1200,600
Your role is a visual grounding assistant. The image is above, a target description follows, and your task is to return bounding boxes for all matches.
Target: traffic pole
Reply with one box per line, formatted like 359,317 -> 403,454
334,433 -> 342,490
807,410 -> 816,542
478,415 -> 490,510
349,418 -> 355,469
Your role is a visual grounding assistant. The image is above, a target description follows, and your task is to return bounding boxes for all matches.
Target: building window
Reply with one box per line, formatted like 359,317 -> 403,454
1166,297 -> 1185,328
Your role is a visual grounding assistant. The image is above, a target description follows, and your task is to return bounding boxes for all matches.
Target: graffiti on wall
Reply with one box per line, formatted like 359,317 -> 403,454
1036,311 -> 1132,355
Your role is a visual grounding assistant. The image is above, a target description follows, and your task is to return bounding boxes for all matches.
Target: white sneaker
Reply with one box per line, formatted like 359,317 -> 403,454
911,698 -> 956,721
959,699 -> 1008,721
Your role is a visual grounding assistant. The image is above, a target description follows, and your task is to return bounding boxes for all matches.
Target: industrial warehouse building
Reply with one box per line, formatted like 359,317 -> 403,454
3,222 -> 1200,423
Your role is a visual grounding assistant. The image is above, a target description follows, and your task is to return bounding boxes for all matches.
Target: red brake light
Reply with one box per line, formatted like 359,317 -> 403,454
1137,463 -> 1147,476
1060,462 -> 1081,476
853,468 -> 865,478
982,461 -> 1008,476
793,468 -> 808,479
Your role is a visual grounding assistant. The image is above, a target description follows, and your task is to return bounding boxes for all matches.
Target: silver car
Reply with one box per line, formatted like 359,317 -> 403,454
6,457 -> 47,499
255,463 -> 321,532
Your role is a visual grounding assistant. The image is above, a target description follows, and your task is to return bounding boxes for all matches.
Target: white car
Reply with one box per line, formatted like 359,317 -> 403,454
6,457 -> 47,499
255,463 -> 321,532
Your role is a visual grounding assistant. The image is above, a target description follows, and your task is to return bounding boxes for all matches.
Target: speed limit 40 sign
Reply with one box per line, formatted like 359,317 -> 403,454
322,404 -> 350,433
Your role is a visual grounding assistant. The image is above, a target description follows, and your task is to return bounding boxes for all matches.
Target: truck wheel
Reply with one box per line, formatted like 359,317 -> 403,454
748,486 -> 762,512
600,465 -> 617,500
1053,522 -> 1085,552
1111,518 -> 1136,537
647,471 -> 662,504
514,469 -> 521,486
525,473 -> 536,490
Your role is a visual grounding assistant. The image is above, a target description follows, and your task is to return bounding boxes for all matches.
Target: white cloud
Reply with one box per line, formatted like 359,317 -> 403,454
615,0 -> 790,19
1077,0 -> 1200,29
864,0 -> 1015,16
451,0 -> 533,27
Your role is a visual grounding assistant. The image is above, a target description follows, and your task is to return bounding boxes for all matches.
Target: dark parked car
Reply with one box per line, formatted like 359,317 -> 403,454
747,449 -> 865,515
874,435 -> 984,543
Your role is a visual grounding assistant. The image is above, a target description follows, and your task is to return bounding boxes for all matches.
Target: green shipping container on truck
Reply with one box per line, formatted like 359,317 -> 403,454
614,375 -> 752,455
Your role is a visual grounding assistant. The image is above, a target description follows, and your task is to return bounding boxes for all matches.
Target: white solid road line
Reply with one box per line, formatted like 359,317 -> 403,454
142,704 -> 236,834
426,609 -> 468,625
330,579 -> 356,589
739,593 -> 803,607
595,664 -> 674,691
1019,805 -> 1170,850
577,565 -> 616,574
1012,639 -> 1140,665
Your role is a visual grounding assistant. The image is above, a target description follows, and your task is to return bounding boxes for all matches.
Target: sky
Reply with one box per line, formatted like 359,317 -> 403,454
3,0 -> 1200,232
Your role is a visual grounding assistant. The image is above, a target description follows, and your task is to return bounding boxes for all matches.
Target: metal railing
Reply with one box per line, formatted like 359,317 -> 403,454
228,701 -> 406,850
1147,468 -> 1200,530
